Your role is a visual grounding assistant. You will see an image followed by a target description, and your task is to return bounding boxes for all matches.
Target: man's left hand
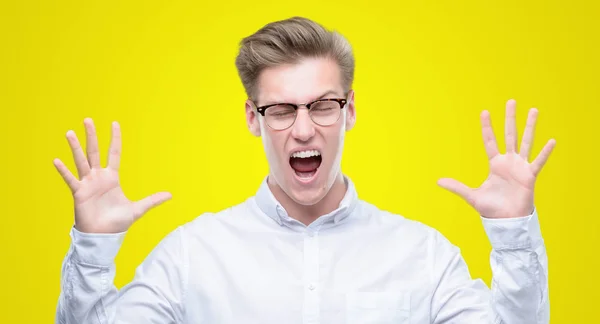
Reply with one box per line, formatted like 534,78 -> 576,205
438,99 -> 556,219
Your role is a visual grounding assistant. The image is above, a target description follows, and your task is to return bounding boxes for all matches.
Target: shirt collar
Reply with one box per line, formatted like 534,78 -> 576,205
254,175 -> 358,227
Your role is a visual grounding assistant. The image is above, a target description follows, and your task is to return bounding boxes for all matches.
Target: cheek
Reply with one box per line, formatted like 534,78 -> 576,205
327,125 -> 345,150
262,130 -> 288,164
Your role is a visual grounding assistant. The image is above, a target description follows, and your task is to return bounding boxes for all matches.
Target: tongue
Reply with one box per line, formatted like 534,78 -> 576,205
290,156 -> 321,172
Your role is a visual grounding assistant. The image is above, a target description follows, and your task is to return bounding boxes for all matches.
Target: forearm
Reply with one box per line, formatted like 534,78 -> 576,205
56,226 -> 185,324
484,209 -> 549,323
55,228 -> 125,324
430,209 -> 549,323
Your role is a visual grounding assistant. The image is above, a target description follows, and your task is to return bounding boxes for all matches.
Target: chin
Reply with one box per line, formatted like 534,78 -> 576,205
287,185 -> 327,206
285,166 -> 336,206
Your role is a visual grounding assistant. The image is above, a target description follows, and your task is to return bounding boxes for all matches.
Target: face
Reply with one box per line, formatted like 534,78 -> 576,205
245,57 -> 356,206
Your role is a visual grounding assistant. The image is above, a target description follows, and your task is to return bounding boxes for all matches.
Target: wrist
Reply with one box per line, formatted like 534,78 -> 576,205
70,226 -> 127,266
481,207 -> 543,250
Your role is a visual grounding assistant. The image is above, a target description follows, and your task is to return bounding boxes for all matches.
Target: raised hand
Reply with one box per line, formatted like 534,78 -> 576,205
53,118 -> 172,233
437,99 -> 556,219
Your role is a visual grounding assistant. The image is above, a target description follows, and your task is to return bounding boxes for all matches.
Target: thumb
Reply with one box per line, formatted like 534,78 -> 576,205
437,178 -> 474,205
133,191 -> 173,221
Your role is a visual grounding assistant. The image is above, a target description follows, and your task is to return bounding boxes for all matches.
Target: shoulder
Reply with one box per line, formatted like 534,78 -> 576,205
177,198 -> 260,239
355,200 -> 451,248
358,200 -> 436,233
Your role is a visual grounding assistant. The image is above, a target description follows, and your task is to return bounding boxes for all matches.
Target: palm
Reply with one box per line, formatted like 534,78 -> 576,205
74,168 -> 135,233
471,154 -> 535,218
438,100 -> 556,219
54,119 -> 171,233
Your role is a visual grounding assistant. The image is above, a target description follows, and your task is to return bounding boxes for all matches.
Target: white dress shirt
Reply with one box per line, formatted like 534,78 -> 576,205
56,176 -> 549,323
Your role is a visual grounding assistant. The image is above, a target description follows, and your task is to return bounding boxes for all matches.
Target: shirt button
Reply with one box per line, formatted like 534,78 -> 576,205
306,231 -> 314,237
308,283 -> 316,290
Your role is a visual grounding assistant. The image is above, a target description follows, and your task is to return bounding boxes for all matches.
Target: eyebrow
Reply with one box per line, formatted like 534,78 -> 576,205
315,90 -> 342,100
260,89 -> 343,107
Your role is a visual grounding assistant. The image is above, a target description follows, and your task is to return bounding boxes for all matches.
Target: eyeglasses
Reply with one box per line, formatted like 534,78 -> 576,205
253,98 -> 347,130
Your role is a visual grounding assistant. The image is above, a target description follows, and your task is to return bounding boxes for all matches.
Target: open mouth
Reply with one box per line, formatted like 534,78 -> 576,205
289,149 -> 322,180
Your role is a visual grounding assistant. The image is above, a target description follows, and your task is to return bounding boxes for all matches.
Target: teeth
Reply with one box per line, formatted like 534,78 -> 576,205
291,149 -> 321,158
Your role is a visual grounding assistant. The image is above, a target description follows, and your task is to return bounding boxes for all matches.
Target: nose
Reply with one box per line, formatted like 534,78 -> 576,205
290,106 -> 315,142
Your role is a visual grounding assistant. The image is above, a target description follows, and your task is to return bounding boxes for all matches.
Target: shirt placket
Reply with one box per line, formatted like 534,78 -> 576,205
303,226 -> 320,324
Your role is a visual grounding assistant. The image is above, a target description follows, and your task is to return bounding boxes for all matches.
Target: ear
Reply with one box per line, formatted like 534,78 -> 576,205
345,90 -> 356,131
245,100 -> 261,137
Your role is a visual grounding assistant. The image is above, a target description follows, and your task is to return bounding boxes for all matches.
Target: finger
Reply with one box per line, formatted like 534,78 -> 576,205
84,118 -> 101,169
132,192 -> 172,221
53,158 -> 80,192
437,178 -> 475,205
505,99 -> 518,153
531,139 -> 556,176
480,110 -> 499,160
519,108 -> 538,161
66,130 -> 91,178
107,121 -> 122,171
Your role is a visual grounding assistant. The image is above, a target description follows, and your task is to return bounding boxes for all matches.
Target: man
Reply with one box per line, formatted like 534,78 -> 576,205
54,17 -> 555,323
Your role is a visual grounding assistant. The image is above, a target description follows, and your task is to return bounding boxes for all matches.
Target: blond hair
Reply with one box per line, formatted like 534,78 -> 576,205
235,17 -> 355,101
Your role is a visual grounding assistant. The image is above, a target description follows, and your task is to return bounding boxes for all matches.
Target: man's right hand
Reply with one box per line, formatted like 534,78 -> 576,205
53,118 -> 172,234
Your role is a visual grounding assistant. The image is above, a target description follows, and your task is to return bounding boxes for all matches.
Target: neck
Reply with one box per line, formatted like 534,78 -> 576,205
268,172 -> 347,226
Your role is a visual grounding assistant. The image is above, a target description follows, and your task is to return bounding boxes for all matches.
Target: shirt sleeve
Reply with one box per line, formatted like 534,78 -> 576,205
482,208 -> 549,323
55,226 -> 188,324
429,208 -> 549,324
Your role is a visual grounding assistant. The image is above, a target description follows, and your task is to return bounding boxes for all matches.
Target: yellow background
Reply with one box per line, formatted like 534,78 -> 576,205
1,0 -> 598,322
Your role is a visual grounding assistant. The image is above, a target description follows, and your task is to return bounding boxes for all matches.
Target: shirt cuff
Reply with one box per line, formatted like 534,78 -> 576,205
70,226 -> 127,266
481,208 -> 543,250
